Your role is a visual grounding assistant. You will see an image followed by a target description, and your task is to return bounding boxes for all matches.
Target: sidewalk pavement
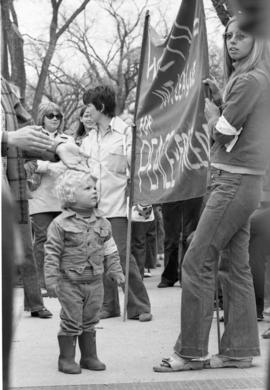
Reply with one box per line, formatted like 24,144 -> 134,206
9,268 -> 270,390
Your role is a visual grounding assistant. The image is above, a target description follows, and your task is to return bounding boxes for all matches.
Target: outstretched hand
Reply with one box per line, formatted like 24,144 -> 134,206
56,142 -> 90,171
8,126 -> 54,152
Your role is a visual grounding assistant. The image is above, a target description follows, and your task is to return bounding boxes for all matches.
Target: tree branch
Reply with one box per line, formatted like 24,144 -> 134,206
56,0 -> 91,39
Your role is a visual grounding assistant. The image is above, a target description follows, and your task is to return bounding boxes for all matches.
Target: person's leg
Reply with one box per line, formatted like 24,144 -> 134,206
101,225 -> 121,317
58,280 -> 83,336
145,220 -> 157,270
31,212 -> 60,289
131,222 -> 147,278
219,221 -> 259,358
109,217 -> 151,319
178,197 -> 203,282
159,201 -> 183,286
174,172 -> 261,359
82,277 -> 104,332
79,276 -> 105,370
153,205 -> 165,256
2,184 -> 16,390
18,222 -> 51,314
101,274 -> 120,317
249,208 -> 270,318
57,279 -> 82,374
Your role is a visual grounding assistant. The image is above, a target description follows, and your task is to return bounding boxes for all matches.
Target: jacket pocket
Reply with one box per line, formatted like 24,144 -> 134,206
64,226 -> 84,247
91,253 -> 104,268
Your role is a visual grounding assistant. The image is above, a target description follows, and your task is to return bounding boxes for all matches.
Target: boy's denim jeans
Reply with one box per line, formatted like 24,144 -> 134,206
58,275 -> 103,336
174,168 -> 262,358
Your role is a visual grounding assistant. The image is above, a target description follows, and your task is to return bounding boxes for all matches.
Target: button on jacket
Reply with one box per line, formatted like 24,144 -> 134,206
44,208 -> 123,290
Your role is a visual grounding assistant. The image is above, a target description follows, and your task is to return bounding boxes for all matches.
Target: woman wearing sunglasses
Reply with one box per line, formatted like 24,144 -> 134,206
26,102 -> 69,293
154,16 -> 270,371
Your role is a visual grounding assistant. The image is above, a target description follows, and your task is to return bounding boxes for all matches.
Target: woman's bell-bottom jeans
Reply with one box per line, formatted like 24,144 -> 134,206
174,168 -> 261,358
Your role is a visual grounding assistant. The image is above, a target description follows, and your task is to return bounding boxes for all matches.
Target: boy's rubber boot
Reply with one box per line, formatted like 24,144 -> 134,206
57,335 -> 81,374
78,331 -> 106,370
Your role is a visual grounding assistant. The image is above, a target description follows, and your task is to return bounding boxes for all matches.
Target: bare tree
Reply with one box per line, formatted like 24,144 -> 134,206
210,0 -> 233,26
67,0 -> 148,114
31,0 -> 91,121
208,41 -> 224,88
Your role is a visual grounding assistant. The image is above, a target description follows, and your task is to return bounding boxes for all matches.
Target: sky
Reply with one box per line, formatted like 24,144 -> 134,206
13,0 -> 224,79
15,0 -> 223,38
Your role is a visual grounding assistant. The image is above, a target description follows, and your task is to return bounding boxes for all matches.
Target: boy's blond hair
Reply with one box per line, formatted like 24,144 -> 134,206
57,169 -> 97,208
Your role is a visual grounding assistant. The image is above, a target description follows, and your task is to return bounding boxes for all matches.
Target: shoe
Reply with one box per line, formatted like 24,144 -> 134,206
153,352 -> 204,372
31,307 -> 52,318
204,354 -> 252,369
139,313 -> 152,322
257,313 -> 264,321
41,288 -> 49,298
129,313 -> 152,322
157,254 -> 164,262
157,280 -> 175,288
78,331 -> 106,371
58,335 -> 81,374
262,328 -> 270,339
99,311 -> 120,319
144,269 -> 152,278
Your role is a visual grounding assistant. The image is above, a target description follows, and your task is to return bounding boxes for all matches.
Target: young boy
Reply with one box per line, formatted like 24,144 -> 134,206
44,169 -> 125,374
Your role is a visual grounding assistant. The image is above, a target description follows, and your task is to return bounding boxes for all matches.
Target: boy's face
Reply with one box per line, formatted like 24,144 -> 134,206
73,177 -> 98,210
86,103 -> 102,125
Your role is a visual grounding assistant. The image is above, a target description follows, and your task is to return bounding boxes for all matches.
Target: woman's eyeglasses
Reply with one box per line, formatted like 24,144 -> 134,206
45,113 -> 62,120
224,32 -> 249,41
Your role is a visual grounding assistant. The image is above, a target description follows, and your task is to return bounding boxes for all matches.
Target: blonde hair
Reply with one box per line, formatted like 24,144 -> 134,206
223,16 -> 269,99
37,102 -> 64,133
57,169 -> 97,208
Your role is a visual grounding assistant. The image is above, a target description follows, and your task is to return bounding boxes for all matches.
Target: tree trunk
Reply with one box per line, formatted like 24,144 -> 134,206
1,0 -> 26,102
8,24 -> 26,103
1,1 -> 10,80
32,40 -> 57,121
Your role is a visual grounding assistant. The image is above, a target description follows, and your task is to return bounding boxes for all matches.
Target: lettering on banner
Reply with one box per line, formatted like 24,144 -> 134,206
138,115 -> 153,137
137,125 -> 209,193
153,61 -> 197,107
147,49 -> 164,82
146,20 -> 197,107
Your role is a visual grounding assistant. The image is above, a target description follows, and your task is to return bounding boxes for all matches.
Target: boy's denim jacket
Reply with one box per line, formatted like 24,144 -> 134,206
44,208 -> 123,290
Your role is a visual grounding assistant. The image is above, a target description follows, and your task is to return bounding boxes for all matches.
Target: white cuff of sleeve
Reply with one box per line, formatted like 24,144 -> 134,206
36,160 -> 49,173
104,237 -> 118,256
216,115 -> 242,152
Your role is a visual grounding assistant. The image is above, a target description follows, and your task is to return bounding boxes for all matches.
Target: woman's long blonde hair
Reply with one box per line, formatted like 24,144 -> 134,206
223,16 -> 270,99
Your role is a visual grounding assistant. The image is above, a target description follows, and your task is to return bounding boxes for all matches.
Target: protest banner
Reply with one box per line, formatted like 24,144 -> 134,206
124,0 -> 210,320
134,0 -> 210,204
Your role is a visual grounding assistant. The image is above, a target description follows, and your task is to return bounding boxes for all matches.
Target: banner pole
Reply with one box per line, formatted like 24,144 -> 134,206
215,258 -> 221,354
123,10 -> 150,321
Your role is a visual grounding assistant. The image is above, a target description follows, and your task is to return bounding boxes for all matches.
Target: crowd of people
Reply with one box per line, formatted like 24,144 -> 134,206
2,6 -> 270,386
